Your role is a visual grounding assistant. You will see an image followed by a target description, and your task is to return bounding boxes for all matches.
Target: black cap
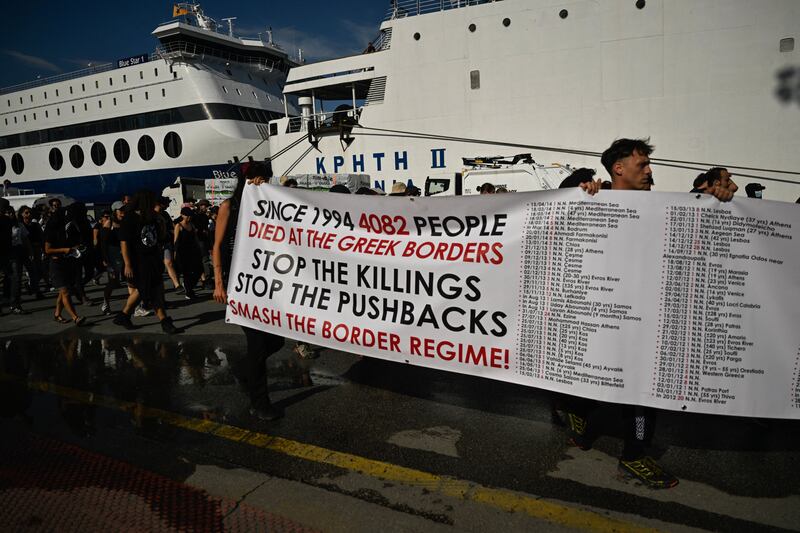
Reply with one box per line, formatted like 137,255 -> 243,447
745,182 -> 766,197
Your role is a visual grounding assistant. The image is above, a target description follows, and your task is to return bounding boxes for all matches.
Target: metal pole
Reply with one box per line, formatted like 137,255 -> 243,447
284,96 -> 288,118
352,84 -> 357,111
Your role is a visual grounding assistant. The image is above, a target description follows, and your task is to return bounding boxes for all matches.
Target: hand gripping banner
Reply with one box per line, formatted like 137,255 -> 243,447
225,184 -> 800,419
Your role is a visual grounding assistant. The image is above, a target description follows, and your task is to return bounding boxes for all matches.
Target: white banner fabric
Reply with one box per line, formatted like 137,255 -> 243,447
225,185 -> 800,419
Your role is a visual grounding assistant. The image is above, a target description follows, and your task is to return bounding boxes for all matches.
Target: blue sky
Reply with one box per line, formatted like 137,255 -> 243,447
1,1 -> 387,89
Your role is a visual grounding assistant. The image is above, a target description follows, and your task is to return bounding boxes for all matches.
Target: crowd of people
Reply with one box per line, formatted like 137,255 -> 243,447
0,137 -> 789,491
0,191 -> 220,327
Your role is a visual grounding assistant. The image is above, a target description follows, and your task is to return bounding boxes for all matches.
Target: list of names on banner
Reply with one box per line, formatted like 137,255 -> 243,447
227,186 -> 800,419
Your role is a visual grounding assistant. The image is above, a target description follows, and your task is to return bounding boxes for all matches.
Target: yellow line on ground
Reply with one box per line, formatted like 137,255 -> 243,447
2,373 -> 660,533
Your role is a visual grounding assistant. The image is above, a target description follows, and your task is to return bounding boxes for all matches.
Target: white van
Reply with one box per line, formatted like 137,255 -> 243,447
424,154 -> 576,196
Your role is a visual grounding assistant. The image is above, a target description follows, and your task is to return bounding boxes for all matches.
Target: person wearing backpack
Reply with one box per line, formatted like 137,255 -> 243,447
113,189 -> 179,334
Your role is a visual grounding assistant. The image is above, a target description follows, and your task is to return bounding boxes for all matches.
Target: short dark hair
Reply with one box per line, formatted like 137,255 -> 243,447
478,182 -> 496,194
693,173 -> 707,189
283,178 -> 298,188
559,167 -> 596,188
704,167 -> 728,186
243,162 -> 270,180
600,138 -> 654,175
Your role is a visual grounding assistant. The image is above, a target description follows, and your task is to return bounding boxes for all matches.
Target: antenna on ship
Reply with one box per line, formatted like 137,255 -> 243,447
221,17 -> 237,36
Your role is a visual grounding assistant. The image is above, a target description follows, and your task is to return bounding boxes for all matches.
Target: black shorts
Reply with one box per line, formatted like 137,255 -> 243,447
50,257 -> 79,290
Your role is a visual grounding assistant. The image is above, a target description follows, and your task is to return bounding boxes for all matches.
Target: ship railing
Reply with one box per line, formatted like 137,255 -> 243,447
385,0 -> 498,20
0,62 -> 117,96
155,41 -> 282,72
286,108 -> 362,134
1,188 -> 37,197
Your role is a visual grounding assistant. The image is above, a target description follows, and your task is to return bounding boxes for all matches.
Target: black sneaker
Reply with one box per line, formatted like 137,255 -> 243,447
564,411 -> 591,450
249,404 -> 283,421
160,317 -> 179,334
618,456 -> 679,489
113,312 -> 135,330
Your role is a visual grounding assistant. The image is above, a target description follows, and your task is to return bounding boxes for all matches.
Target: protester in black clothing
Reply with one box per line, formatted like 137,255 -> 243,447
213,162 -> 284,420
156,197 -> 181,291
174,207 -> 204,299
556,138 -> 739,490
113,189 -> 178,334
64,202 -> 94,306
44,207 -> 85,325
18,206 -> 44,300
193,199 -> 213,288
99,202 -> 126,315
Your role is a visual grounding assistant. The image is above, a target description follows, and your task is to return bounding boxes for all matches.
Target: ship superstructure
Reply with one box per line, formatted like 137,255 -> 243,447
267,0 -> 800,201
0,4 -> 298,203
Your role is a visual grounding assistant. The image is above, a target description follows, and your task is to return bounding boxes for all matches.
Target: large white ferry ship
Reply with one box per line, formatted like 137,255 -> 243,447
0,4 -> 297,204
267,0 -> 800,201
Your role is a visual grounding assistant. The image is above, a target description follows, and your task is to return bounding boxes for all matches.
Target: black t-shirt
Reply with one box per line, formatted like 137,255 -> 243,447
44,217 -> 82,253
0,217 -> 12,256
192,212 -> 210,244
119,211 -> 164,261
23,221 -> 43,246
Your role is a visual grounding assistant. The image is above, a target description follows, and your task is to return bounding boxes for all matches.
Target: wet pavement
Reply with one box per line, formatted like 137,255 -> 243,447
1,285 -> 800,532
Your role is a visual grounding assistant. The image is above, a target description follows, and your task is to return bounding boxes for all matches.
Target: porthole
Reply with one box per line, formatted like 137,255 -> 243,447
413,32 -> 421,41
138,135 -> 155,161
163,131 -> 182,159
559,9 -> 568,19
11,153 -> 24,174
0,156 -> 6,176
91,141 -> 106,166
636,0 -> 646,9
113,138 -> 130,163
49,147 -> 63,171
468,23 -> 476,32
503,18 -> 511,27
69,145 -> 84,168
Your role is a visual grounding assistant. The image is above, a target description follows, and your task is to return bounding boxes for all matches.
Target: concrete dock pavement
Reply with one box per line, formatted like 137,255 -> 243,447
1,282 -> 799,532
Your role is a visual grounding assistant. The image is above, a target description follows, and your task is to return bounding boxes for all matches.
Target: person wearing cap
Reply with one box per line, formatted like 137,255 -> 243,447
745,182 -> 766,199
213,162 -> 285,421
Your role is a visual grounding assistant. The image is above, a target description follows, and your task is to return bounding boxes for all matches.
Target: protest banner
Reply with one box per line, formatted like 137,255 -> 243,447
225,185 -> 800,419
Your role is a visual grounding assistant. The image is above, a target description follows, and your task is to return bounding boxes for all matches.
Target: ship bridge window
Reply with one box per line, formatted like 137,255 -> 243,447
780,38 -> 795,52
44,91 -> 47,100
95,80 -> 99,89
30,94 -> 33,102
162,88 -> 166,97
145,91 -> 149,100
69,86 -> 73,94
163,131 -> 182,159
130,94 -> 133,103
49,147 -> 63,171
83,103 -> 88,111
6,99 -> 9,107
139,71 -> 143,80
56,89 -> 59,97
57,108 -> 60,116
13,116 -> 17,124
154,67 -> 158,77
113,97 -> 117,105
0,156 -> 5,176
123,74 -> 127,83
11,153 -> 24,174
98,100 -> 102,109
223,86 -> 228,94
138,135 -> 155,161
23,114 -> 26,122
109,77 -> 113,86
19,97 -> 23,104
45,110 -> 48,118
69,145 -> 84,168
81,83 -> 85,92
236,88 -> 241,96
114,139 -> 130,163
91,142 -> 106,166
33,113 -> 37,120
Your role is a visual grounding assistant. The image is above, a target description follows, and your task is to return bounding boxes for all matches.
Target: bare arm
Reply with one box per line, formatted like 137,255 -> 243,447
212,200 -> 231,304
121,241 -> 134,280
44,241 -> 72,256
